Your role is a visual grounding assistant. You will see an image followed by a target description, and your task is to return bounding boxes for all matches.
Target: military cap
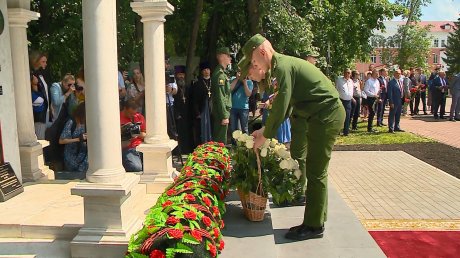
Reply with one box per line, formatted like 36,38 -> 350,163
216,47 -> 231,55
238,56 -> 251,79
241,34 -> 267,58
302,49 -> 320,58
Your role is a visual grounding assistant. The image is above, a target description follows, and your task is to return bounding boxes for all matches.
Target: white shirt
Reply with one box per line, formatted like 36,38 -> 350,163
352,79 -> 361,98
166,82 -> 177,105
335,76 -> 354,101
364,77 -> 380,98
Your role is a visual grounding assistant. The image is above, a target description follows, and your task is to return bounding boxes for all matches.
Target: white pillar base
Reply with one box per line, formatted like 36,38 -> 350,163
136,140 -> 178,194
70,173 -> 145,258
20,142 -> 54,182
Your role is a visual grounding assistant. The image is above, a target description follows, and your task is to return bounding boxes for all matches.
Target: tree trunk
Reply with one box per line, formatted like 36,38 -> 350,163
185,0 -> 204,86
206,0 -> 222,69
247,0 -> 262,35
400,0 -> 421,67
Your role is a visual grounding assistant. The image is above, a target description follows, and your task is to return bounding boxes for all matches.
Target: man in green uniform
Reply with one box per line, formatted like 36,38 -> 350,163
239,34 -> 345,241
211,47 -> 232,144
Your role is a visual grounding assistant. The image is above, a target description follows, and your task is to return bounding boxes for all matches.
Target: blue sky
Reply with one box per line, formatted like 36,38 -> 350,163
391,0 -> 460,21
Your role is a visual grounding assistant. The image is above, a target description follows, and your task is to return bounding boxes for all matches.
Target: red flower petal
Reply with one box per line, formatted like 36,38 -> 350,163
168,229 -> 183,239
150,249 -> 166,258
191,229 -> 203,242
184,210 -> 197,220
162,200 -> 173,208
202,216 -> 212,227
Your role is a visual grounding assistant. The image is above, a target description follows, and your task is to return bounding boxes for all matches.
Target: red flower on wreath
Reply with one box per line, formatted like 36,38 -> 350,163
168,229 -> 183,239
213,227 -> 220,237
166,189 -> 176,196
200,179 -> 207,186
202,216 -> 212,227
220,220 -> 225,228
184,181 -> 194,188
202,196 -> 212,207
208,243 -> 217,258
191,229 -> 203,242
218,163 -> 226,170
212,206 -> 220,216
184,194 -> 196,202
186,170 -> 194,177
184,210 -> 197,220
215,175 -> 223,182
150,249 -> 166,258
218,240 -> 225,251
212,184 -> 219,193
162,200 -> 173,208
218,142 -> 224,147
166,216 -> 180,225
197,159 -> 204,164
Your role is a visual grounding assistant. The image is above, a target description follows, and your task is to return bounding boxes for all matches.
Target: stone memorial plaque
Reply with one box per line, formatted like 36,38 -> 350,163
0,163 -> 23,202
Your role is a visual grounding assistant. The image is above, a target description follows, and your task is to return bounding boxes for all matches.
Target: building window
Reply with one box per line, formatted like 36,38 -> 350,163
371,54 -> 377,64
441,40 -> 446,47
433,39 -> 439,47
433,53 -> 438,64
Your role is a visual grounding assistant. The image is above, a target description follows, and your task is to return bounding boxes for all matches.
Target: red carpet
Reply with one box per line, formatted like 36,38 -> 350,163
369,231 -> 460,258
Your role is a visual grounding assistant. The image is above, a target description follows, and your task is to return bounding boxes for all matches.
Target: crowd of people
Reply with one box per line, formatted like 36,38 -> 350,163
28,47 -> 460,175
335,64 -> 460,135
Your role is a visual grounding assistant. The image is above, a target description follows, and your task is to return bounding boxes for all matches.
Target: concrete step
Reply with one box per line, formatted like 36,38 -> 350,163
270,184 -> 386,258
0,238 -> 70,258
221,191 -> 277,258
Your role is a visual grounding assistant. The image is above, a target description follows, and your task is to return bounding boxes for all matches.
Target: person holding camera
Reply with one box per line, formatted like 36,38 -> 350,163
50,74 -> 79,122
120,100 -> 146,172
59,103 -> 88,173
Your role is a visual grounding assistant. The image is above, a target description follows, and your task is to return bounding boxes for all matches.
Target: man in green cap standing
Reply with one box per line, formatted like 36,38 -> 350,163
211,47 -> 232,144
239,34 -> 345,241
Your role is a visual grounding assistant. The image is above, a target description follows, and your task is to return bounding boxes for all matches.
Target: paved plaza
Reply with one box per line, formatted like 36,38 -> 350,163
329,151 -> 460,230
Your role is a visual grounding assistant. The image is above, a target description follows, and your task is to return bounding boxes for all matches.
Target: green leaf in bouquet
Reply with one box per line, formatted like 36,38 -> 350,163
166,248 -> 175,258
175,243 -> 194,254
183,233 -> 200,245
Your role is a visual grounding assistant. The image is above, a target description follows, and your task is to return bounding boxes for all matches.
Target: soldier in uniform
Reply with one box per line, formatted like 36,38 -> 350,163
239,34 -> 345,241
211,47 -> 232,144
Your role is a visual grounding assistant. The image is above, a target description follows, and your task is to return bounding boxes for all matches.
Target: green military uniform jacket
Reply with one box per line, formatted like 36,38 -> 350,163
263,52 -> 340,138
211,64 -> 231,121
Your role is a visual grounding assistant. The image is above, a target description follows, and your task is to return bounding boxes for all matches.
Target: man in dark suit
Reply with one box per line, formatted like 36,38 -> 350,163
377,68 -> 388,126
414,68 -> 428,115
387,69 -> 405,133
432,70 -> 449,119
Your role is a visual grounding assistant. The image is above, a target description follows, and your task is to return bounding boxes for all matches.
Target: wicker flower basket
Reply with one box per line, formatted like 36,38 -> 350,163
238,189 -> 267,222
237,150 -> 267,222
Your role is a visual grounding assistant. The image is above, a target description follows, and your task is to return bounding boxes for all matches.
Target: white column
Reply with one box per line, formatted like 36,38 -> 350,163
132,0 -> 177,194
82,0 -> 125,184
70,1 -> 145,256
8,8 -> 53,182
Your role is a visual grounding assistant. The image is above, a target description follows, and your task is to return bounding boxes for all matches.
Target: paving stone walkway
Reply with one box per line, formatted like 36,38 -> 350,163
400,97 -> 460,149
329,151 -> 460,230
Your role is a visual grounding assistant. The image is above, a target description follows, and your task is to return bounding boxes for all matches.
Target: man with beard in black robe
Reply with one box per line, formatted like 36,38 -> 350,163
191,62 -> 213,148
173,65 -> 193,154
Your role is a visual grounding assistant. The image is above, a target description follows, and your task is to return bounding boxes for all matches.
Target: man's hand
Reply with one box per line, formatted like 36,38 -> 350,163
221,118 -> 229,125
390,103 -> 394,109
352,98 -> 356,104
252,128 -> 266,150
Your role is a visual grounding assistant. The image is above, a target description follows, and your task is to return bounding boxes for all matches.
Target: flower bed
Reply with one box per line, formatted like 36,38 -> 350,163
126,142 -> 231,258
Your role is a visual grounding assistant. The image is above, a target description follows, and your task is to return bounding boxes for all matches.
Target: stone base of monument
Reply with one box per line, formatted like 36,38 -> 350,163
136,140 -> 177,194
0,178 -> 159,258
69,174 -> 146,258
20,141 -> 54,182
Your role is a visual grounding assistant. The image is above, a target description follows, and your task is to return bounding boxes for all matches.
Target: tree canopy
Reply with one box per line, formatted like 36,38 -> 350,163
443,18 -> 460,74
28,0 -> 407,81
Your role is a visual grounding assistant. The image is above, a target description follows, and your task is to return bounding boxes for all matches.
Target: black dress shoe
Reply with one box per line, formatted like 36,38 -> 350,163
449,118 -> 456,122
368,128 -> 378,133
395,129 -> 405,132
381,123 -> 386,126
424,112 -> 428,115
285,224 -> 325,241
440,116 -> 446,119
388,129 -> 395,133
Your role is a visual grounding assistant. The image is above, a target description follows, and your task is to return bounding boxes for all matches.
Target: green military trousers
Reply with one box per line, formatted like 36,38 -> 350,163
290,101 -> 345,227
213,119 -> 228,144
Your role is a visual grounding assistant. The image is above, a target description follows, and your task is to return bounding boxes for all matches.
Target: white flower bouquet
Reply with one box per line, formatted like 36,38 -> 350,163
231,130 -> 304,206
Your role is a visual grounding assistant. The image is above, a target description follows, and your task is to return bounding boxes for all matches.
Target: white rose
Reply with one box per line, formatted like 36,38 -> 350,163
262,139 -> 270,149
260,148 -> 268,157
245,139 -> 254,149
288,159 -> 299,170
280,159 -> 289,170
278,149 -> 291,159
232,130 -> 243,140
270,139 -> 278,148
294,169 -> 302,180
